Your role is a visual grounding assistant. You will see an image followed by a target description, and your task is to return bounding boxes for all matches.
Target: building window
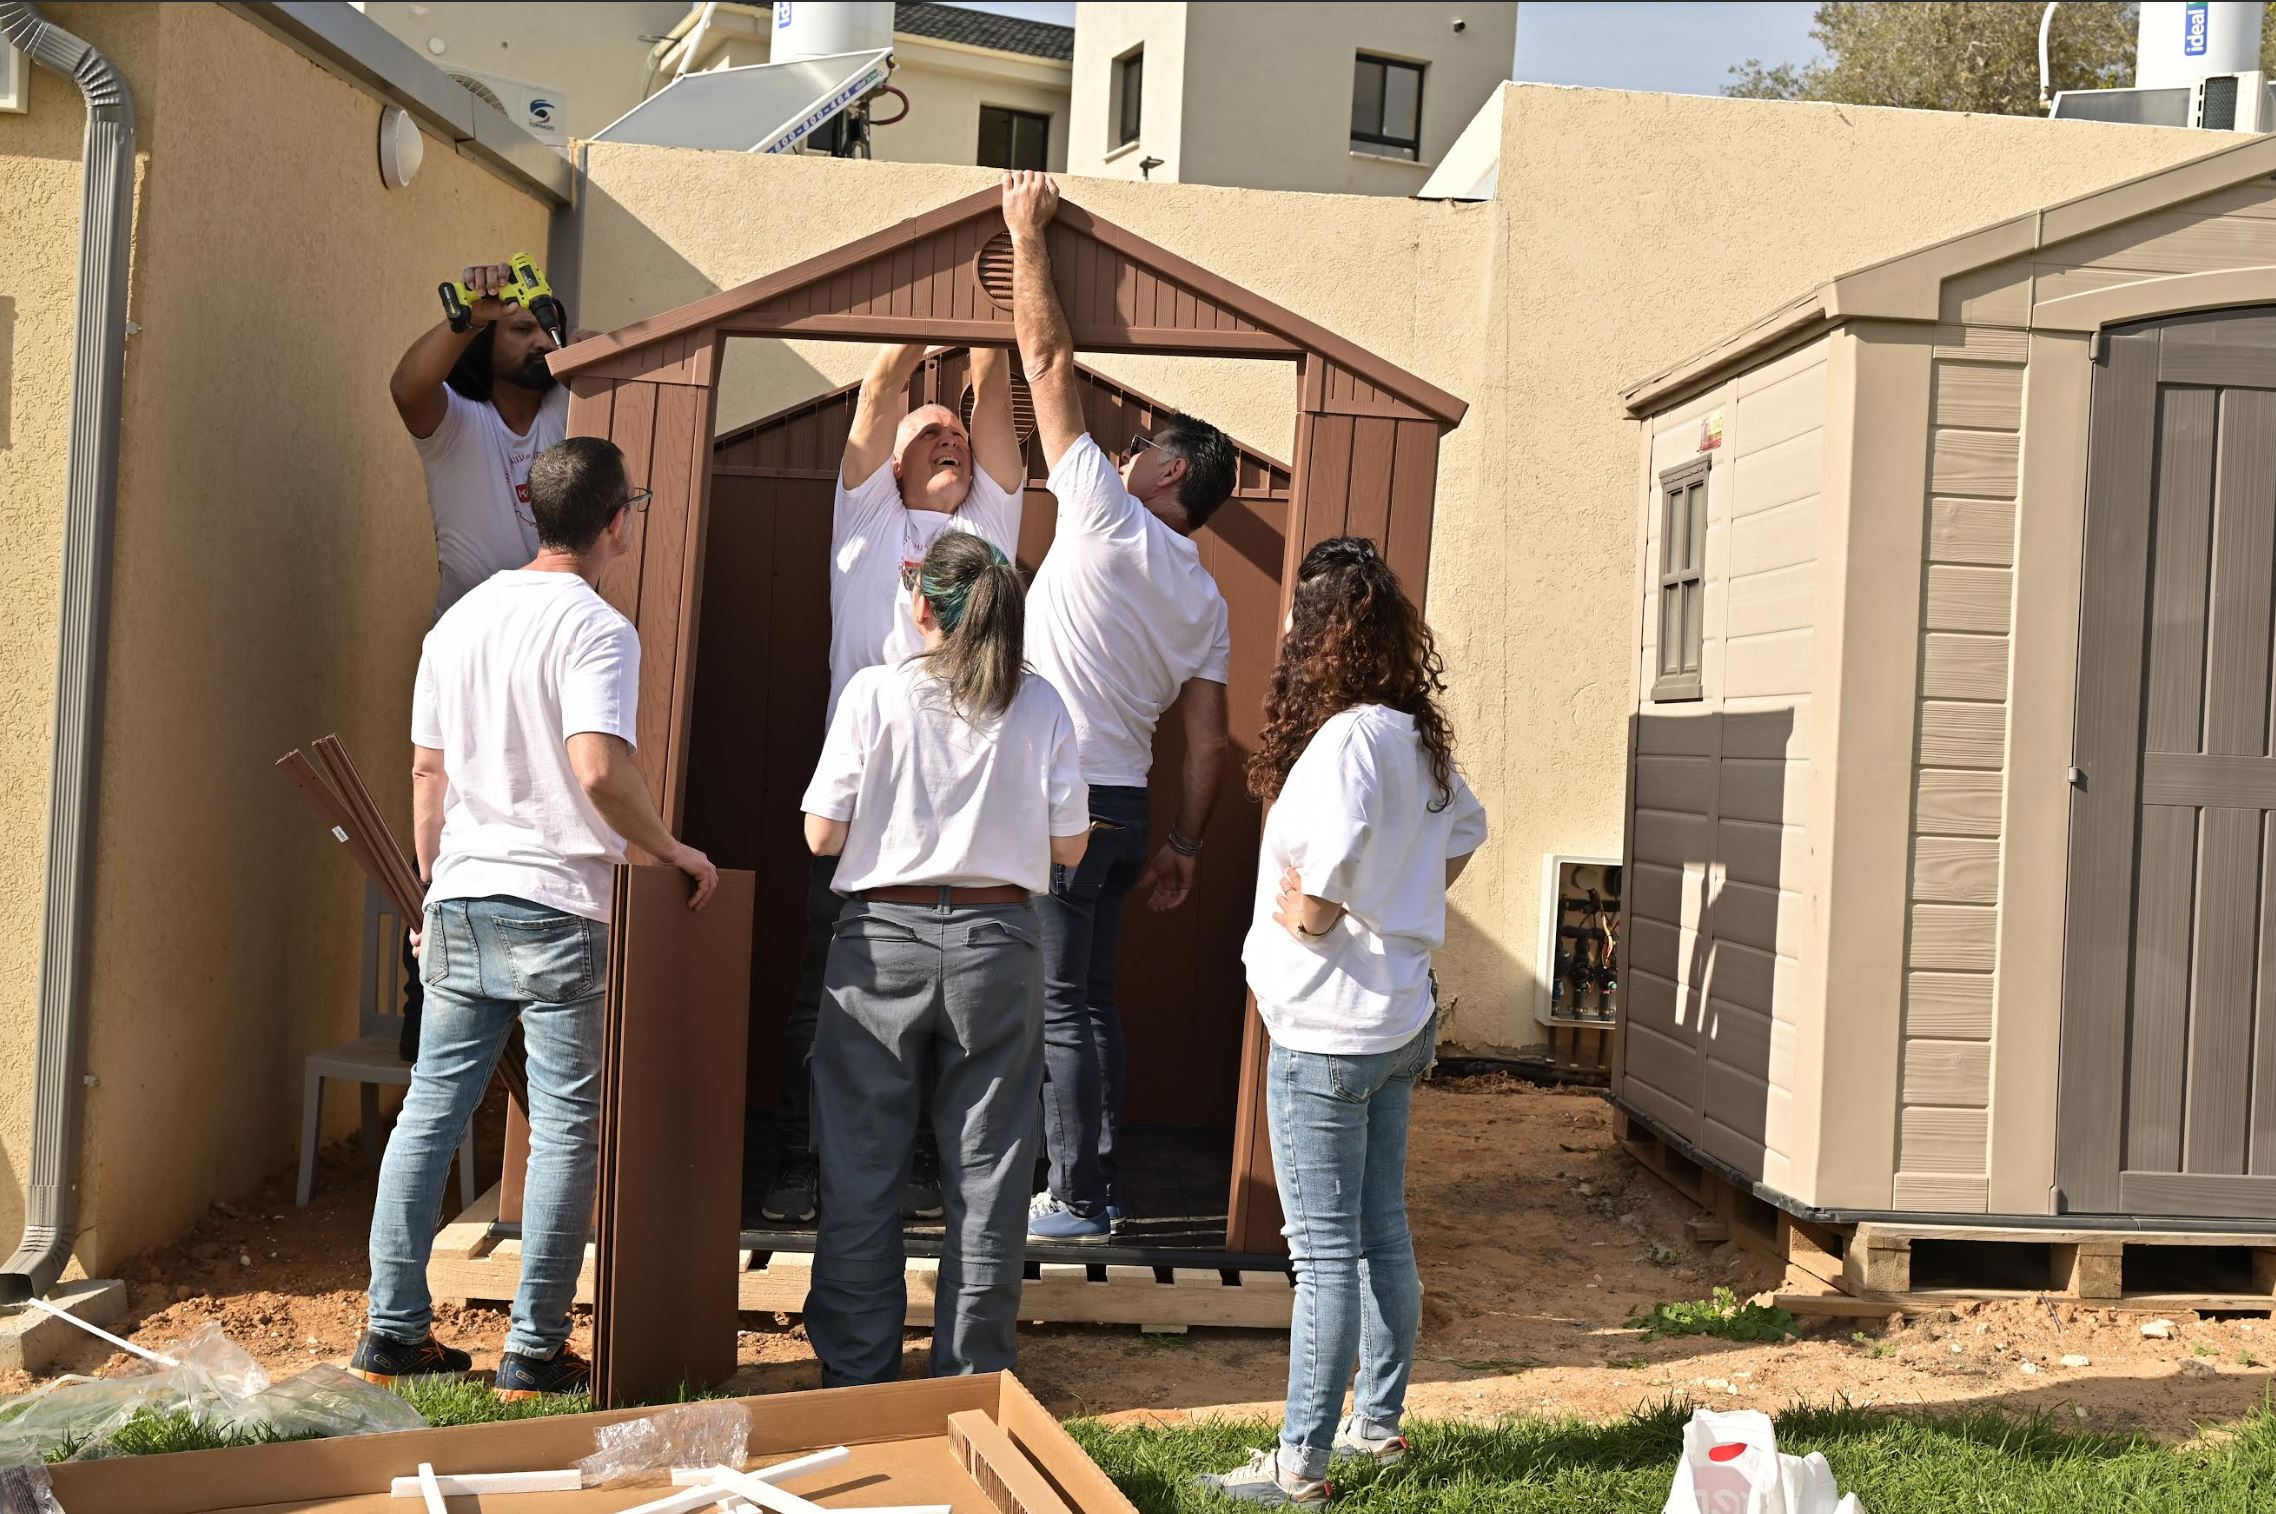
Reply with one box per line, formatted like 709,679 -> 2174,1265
1113,47 -> 1143,147
1351,53 -> 1424,160
1654,457 -> 1709,703
978,106 -> 1051,170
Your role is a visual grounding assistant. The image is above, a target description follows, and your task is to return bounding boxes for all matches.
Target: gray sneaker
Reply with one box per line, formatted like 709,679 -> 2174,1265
1194,1450 -> 1329,1507
1331,1414 -> 1407,1466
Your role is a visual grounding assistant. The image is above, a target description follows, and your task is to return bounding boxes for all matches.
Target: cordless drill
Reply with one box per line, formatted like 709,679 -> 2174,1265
438,252 -> 568,350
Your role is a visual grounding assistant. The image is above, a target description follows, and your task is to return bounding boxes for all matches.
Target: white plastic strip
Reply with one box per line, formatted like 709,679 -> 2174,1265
613,1485 -> 737,1514
691,1467 -> 827,1514
415,1464 -> 447,1514
20,1296 -> 178,1367
670,1448 -> 851,1488
390,1468 -> 583,1497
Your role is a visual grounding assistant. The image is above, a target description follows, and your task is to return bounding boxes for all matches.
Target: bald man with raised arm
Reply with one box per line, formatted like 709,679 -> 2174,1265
757,341 -> 1027,1229
1001,170 -> 1237,1245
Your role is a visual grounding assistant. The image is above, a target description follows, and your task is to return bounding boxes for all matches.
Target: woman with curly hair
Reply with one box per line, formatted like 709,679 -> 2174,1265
1200,536 -> 1487,1508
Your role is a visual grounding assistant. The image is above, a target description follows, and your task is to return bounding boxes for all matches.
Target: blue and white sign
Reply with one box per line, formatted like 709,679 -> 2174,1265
777,3 -> 793,28
2185,0 -> 2210,58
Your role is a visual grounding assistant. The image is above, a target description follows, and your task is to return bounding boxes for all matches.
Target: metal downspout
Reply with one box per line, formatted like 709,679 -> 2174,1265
0,1 -> 136,1306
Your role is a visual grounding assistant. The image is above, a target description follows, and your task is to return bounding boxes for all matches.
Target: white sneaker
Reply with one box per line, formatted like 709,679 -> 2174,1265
1194,1449 -> 1330,1507
1331,1414 -> 1408,1466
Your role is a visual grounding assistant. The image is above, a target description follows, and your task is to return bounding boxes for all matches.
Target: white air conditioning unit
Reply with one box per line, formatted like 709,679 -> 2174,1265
2192,70 -> 2272,129
445,68 -> 568,150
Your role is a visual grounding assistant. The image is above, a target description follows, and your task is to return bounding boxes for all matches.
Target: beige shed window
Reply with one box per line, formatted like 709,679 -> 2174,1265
1654,457 -> 1708,702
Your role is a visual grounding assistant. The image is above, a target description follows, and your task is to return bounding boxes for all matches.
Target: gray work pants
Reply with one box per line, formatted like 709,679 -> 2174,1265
804,893 -> 1044,1386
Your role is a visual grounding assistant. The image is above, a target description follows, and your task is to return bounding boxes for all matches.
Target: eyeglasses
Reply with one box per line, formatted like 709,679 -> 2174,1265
623,487 -> 652,515
1121,433 -> 1158,466
900,560 -> 923,591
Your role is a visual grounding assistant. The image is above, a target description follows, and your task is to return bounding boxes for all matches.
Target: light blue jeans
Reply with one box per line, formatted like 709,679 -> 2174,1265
367,895 -> 605,1360
1268,1012 -> 1437,1481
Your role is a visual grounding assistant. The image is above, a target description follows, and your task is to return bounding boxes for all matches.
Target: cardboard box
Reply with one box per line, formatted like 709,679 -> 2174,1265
43,1372 -> 1134,1514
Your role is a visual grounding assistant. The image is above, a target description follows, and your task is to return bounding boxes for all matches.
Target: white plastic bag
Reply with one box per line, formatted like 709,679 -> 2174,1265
576,1401 -> 751,1488
1662,1408 -> 1864,1514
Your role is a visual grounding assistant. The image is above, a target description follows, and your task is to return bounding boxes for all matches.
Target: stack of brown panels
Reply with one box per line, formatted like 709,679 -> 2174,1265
275,735 -> 528,1110
592,862 -> 755,1407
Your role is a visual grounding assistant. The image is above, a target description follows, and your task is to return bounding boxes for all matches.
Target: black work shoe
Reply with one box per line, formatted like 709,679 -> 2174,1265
494,1346 -> 591,1401
761,1152 -> 820,1225
904,1143 -> 945,1220
347,1331 -> 471,1386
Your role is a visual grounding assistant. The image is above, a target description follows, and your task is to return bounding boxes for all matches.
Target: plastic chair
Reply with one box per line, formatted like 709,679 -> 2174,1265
296,881 -> 476,1211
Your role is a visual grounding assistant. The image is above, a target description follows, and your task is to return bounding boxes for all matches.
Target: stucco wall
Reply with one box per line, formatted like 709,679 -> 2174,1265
7,3 -> 551,1270
0,0 -> 162,1271
1065,1 -> 1184,182
577,91 -> 2228,1058
874,41 -> 1070,173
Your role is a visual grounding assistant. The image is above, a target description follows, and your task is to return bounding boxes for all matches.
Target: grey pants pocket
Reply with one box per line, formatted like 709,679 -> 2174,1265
497,914 -> 597,1003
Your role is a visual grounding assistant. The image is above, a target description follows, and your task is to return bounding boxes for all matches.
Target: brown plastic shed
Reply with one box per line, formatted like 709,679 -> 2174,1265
542,187 -> 1465,1400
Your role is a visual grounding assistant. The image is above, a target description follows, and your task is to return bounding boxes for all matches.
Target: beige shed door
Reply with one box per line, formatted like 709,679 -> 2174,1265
2059,310 -> 2276,1219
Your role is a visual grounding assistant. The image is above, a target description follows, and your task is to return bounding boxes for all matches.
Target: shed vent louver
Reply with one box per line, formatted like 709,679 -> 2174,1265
976,232 -> 1016,312
446,71 -> 506,115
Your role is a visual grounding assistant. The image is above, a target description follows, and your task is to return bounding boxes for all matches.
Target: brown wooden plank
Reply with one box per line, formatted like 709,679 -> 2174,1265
2208,389 -> 2276,756
1343,416 -> 1397,545
2146,386 -> 2217,753
2187,805 -> 2260,1174
659,369 -> 721,828
1303,415 -> 1356,545
628,385 -> 702,807
595,382 -> 659,621
593,864 -> 755,1407
2127,805 -> 2199,1176
1224,1000 -> 1281,1253
2056,330 -> 2160,1213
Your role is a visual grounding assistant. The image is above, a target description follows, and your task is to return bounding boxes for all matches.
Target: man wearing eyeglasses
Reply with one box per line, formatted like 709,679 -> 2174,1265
755,341 -> 1028,1229
357,437 -> 717,1400
1001,171 -> 1237,1245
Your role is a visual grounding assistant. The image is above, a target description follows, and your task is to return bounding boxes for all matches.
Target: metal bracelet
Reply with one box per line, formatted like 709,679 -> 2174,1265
1167,828 -> 1204,856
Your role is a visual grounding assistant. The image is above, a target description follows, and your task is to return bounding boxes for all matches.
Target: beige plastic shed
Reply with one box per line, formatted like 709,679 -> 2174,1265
1616,129 -> 2276,1234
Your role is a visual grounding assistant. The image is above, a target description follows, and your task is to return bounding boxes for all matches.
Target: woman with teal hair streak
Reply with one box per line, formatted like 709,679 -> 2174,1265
796,530 -> 1092,1385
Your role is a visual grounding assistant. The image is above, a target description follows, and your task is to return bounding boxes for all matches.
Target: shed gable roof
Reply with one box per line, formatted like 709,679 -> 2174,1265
1624,127 -> 2276,415
555,186 -> 1467,427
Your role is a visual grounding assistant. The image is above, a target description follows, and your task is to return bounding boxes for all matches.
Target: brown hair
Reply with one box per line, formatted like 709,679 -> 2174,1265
1247,536 -> 1455,807
910,531 -> 1025,719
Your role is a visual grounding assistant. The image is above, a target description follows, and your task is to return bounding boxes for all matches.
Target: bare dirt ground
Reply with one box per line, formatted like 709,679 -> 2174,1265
7,1075 -> 2272,1440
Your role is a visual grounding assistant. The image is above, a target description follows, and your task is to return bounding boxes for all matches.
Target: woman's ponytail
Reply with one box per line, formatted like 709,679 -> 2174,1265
913,532 -> 1026,719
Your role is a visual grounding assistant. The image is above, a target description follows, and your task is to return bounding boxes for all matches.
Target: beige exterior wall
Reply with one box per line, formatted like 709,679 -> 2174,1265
1066,1 -> 1184,183
1,3 -> 550,1269
581,89 -> 2232,1066
870,40 -> 1070,173
356,0 -> 688,142
1066,2 -> 1515,194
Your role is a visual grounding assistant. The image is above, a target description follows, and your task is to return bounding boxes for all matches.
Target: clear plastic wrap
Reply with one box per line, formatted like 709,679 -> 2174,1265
0,1321 -> 425,1463
0,1461 -> 66,1514
575,1401 -> 752,1487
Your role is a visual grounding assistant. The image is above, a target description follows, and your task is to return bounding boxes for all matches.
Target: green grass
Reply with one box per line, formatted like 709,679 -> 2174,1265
1070,1400 -> 2276,1514
1625,1287 -> 1798,1344
32,1377 -> 2276,1512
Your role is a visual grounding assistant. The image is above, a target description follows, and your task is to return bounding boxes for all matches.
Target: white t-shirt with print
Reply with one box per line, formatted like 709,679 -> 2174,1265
802,660 -> 1088,897
414,384 -> 570,619
413,570 -> 641,923
1026,435 -> 1231,787
1243,705 -> 1488,1055
827,463 -> 1022,728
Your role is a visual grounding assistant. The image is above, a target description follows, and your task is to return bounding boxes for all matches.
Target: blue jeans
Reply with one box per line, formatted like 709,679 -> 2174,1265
368,895 -> 605,1360
1032,784 -> 1151,1215
1268,1014 -> 1437,1481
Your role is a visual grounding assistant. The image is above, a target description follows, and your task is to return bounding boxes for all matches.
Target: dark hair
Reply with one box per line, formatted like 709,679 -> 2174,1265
444,307 -> 564,405
1247,536 -> 1455,808
1156,413 -> 1237,530
527,437 -> 630,553
911,532 -> 1026,720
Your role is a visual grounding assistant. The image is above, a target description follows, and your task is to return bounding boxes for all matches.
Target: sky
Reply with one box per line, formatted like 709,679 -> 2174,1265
951,2 -> 1827,100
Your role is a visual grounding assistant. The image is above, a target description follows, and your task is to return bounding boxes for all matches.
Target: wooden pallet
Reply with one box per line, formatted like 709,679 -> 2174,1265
1612,1106 -> 2276,1315
427,1184 -> 1295,1331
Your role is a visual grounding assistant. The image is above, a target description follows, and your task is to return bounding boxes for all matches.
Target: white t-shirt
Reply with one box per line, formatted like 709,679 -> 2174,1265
827,463 -> 1022,728
412,570 -> 641,923
414,384 -> 570,619
1026,436 -> 1231,787
1243,705 -> 1489,1055
802,660 -> 1088,897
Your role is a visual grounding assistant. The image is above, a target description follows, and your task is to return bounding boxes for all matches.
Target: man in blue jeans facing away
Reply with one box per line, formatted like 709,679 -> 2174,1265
352,436 -> 718,1398
1002,171 -> 1236,1243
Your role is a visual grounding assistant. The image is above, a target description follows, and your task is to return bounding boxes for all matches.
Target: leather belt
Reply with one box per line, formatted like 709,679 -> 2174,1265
864,884 -> 1028,906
